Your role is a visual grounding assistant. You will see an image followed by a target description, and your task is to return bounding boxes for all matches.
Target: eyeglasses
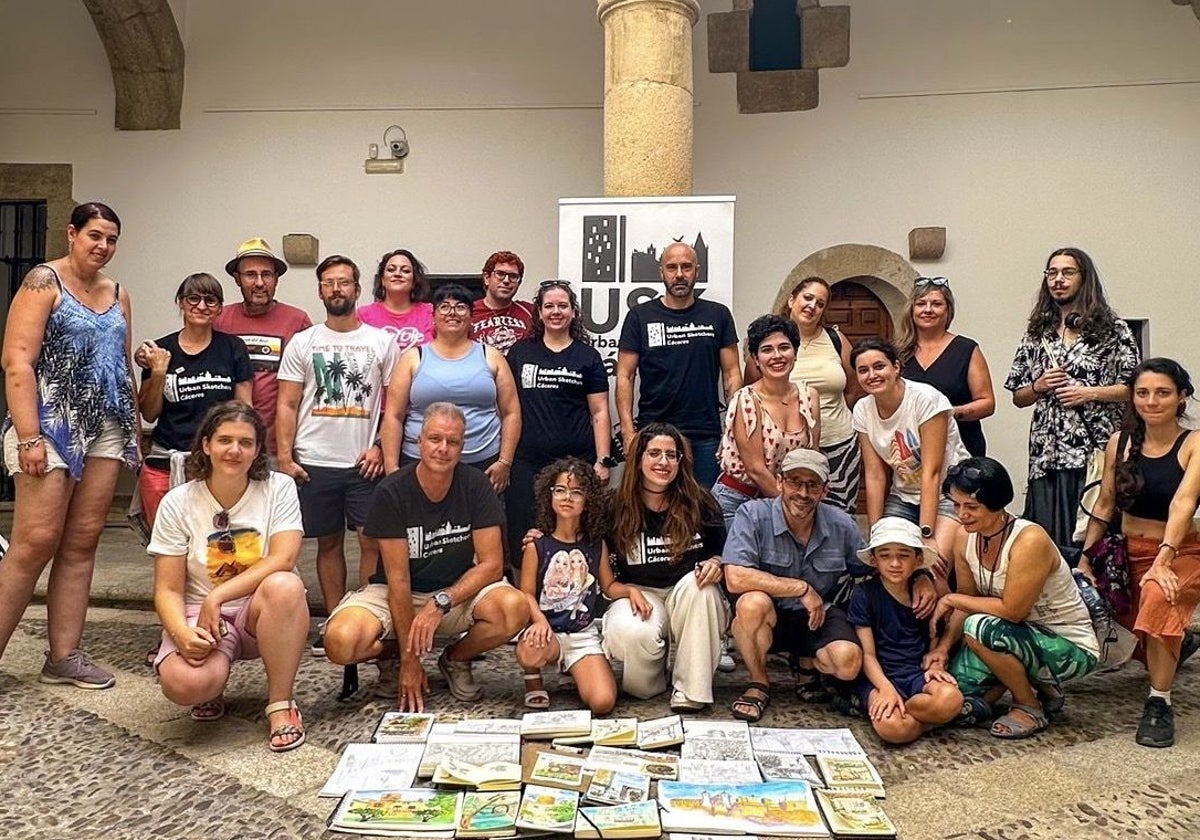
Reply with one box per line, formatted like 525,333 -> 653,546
1043,267 -> 1080,280
183,293 -> 222,308
551,484 -> 586,501
238,270 -> 276,282
319,279 -> 357,290
212,510 -> 235,554
490,270 -> 522,282
914,276 -> 950,288
781,475 -> 824,493
436,302 -> 471,315
644,448 -> 680,462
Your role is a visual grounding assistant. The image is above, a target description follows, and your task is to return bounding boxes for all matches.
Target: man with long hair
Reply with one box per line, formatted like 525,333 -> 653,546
1005,247 -> 1140,547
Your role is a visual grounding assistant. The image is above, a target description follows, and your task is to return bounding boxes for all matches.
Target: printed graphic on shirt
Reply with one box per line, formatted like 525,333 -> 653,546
473,314 -> 528,354
206,528 -> 263,585
380,325 -> 425,353
539,548 -> 596,620
238,333 -> 284,373
625,530 -> 704,566
519,364 -> 585,391
407,520 -> 472,562
163,369 -> 235,403
645,320 -> 716,349
889,429 -> 922,492
309,345 -> 381,418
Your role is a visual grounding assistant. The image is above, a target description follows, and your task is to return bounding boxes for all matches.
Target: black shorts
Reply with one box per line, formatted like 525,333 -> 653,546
770,605 -> 860,659
856,669 -> 929,709
297,464 -> 379,537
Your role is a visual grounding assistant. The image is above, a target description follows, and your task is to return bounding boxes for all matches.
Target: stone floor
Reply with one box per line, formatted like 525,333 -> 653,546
3,521 -> 1200,838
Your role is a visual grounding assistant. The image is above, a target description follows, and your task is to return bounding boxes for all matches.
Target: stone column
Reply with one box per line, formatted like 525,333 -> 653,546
597,0 -> 701,196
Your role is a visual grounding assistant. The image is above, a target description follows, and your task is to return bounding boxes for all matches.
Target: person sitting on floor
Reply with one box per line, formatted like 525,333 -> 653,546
516,457 -> 621,714
850,517 -> 964,744
322,402 -> 529,712
723,448 -> 937,722
149,401 -> 309,752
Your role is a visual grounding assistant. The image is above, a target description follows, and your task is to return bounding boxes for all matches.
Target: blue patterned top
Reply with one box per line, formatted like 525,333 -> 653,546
9,266 -> 139,478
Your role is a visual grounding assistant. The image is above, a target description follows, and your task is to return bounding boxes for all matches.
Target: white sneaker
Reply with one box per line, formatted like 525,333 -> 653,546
718,637 -> 737,673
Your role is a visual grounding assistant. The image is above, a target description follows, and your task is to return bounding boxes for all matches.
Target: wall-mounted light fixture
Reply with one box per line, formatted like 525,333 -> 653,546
365,124 -> 409,174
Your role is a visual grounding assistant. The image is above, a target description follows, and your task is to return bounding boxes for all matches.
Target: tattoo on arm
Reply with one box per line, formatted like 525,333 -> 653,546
22,266 -> 57,292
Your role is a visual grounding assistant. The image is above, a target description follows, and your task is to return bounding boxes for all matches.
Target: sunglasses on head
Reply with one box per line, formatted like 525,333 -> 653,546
539,279 -> 572,289
914,276 -> 950,289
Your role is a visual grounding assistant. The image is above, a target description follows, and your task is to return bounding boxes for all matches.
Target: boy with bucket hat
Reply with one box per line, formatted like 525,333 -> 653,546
849,516 -> 963,744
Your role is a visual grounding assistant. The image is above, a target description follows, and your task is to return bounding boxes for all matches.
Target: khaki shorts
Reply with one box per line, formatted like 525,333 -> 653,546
326,580 -> 516,640
3,417 -> 127,474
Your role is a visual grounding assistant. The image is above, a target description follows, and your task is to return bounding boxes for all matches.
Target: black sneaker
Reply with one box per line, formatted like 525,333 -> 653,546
1135,697 -> 1175,748
1179,630 -> 1200,667
310,632 -> 326,658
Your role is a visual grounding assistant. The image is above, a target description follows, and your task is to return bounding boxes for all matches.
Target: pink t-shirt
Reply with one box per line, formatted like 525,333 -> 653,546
213,301 -> 312,453
470,299 -> 534,354
358,301 -> 434,353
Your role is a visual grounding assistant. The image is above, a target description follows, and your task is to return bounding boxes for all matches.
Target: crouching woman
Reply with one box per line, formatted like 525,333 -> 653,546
930,457 -> 1099,739
149,402 -> 309,752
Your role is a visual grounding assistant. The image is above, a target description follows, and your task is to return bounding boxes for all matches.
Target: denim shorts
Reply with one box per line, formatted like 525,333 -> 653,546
883,494 -> 959,524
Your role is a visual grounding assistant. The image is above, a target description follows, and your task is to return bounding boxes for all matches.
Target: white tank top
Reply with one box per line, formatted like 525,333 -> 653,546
964,518 -> 1099,657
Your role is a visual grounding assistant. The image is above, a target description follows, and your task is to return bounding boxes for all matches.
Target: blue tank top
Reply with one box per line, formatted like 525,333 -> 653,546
403,342 -> 500,462
6,266 -> 139,479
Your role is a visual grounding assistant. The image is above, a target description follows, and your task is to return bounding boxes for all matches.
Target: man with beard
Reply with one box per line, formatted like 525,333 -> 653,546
471,250 -> 534,353
276,255 -> 398,654
1005,247 -> 1139,548
616,242 -> 741,488
722,449 -> 869,721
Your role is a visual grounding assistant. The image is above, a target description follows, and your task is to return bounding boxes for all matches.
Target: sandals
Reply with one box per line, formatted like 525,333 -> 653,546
955,695 -> 994,728
1034,681 -> 1065,716
731,682 -> 771,722
794,665 -> 831,704
265,699 -> 306,753
990,702 -> 1049,740
523,673 -> 550,709
190,698 -> 225,722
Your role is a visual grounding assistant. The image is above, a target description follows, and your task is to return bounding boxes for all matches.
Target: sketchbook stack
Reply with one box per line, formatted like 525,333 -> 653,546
325,712 -> 898,838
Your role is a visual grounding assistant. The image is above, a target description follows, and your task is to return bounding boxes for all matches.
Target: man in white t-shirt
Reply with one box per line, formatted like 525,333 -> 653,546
276,255 -> 398,654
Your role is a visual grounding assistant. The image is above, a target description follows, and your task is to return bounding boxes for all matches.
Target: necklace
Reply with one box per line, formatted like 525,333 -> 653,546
757,384 -> 793,406
978,514 -> 1013,595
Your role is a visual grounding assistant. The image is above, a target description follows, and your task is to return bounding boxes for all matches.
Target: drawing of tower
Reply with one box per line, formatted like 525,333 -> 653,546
583,215 -> 625,284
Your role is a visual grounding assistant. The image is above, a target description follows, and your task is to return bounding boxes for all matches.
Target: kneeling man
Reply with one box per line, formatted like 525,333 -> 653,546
722,448 -> 869,722
324,402 -> 530,711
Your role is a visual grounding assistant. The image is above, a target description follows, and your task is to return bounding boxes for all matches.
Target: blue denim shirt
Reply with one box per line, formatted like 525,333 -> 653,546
722,498 -> 867,611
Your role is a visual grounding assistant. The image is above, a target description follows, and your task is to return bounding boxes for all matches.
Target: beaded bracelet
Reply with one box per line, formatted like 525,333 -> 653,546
16,435 -> 44,451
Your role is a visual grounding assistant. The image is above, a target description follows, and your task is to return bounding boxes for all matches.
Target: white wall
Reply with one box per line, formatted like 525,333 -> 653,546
3,0 -> 1200,490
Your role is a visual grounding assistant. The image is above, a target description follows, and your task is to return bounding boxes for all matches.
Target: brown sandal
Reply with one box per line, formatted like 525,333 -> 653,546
731,682 -> 771,722
265,700 -> 305,752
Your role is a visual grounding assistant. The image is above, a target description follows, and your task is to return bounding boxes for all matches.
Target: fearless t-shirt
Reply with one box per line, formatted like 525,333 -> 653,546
471,299 -> 534,354
147,472 -> 304,610
365,463 -> 505,593
618,297 -> 737,438
611,505 -> 726,589
142,330 -> 252,451
507,339 -> 609,461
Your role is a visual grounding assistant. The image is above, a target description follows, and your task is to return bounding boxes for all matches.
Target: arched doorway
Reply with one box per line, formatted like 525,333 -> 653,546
826,277 -> 894,345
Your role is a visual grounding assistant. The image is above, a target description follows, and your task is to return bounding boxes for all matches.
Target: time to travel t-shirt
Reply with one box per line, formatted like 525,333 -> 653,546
142,330 -> 253,451
611,505 -> 727,590
147,472 -> 303,610
471,299 -> 535,354
365,463 -> 505,593
618,297 -> 738,439
507,339 -> 609,461
277,322 -> 397,468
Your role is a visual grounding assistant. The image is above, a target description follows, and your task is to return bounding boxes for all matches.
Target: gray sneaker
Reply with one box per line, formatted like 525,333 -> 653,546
375,658 -> 400,700
40,649 -> 115,690
718,636 -> 737,673
438,649 -> 483,702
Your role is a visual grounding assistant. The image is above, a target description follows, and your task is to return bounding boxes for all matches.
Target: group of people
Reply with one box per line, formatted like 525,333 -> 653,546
0,203 -> 1196,756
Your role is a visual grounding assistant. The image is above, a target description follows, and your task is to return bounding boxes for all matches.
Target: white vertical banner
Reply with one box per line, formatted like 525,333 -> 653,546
557,196 -> 736,379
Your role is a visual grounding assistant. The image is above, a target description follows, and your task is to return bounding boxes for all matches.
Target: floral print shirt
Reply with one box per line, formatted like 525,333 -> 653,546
1004,320 -> 1139,480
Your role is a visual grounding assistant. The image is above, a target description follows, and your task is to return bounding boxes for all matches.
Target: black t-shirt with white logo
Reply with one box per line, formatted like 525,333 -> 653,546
611,505 -> 726,589
365,463 -> 505,593
507,339 -> 609,462
618,297 -> 737,438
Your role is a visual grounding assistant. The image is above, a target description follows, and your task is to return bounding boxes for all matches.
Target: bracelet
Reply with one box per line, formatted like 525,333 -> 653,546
16,435 -> 44,451
497,456 -> 512,467
1159,542 -> 1178,556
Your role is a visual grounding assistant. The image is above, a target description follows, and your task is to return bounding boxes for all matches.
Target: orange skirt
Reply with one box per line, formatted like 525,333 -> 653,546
1123,534 -> 1200,659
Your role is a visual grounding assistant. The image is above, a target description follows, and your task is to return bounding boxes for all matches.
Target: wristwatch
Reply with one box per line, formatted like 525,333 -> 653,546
920,524 -> 934,539
596,455 -> 619,468
432,591 -> 452,613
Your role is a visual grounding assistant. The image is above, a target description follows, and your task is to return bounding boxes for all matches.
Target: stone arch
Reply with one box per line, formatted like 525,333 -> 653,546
771,243 -> 918,327
80,0 -> 184,131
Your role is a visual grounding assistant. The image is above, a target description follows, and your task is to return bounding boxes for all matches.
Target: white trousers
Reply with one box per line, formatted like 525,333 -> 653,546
601,574 -> 730,703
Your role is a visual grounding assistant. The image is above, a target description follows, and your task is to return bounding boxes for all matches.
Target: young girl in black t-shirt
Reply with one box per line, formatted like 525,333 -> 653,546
516,457 -> 633,713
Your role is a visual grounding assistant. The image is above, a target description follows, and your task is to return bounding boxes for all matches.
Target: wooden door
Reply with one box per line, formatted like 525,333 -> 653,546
826,279 -> 893,513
